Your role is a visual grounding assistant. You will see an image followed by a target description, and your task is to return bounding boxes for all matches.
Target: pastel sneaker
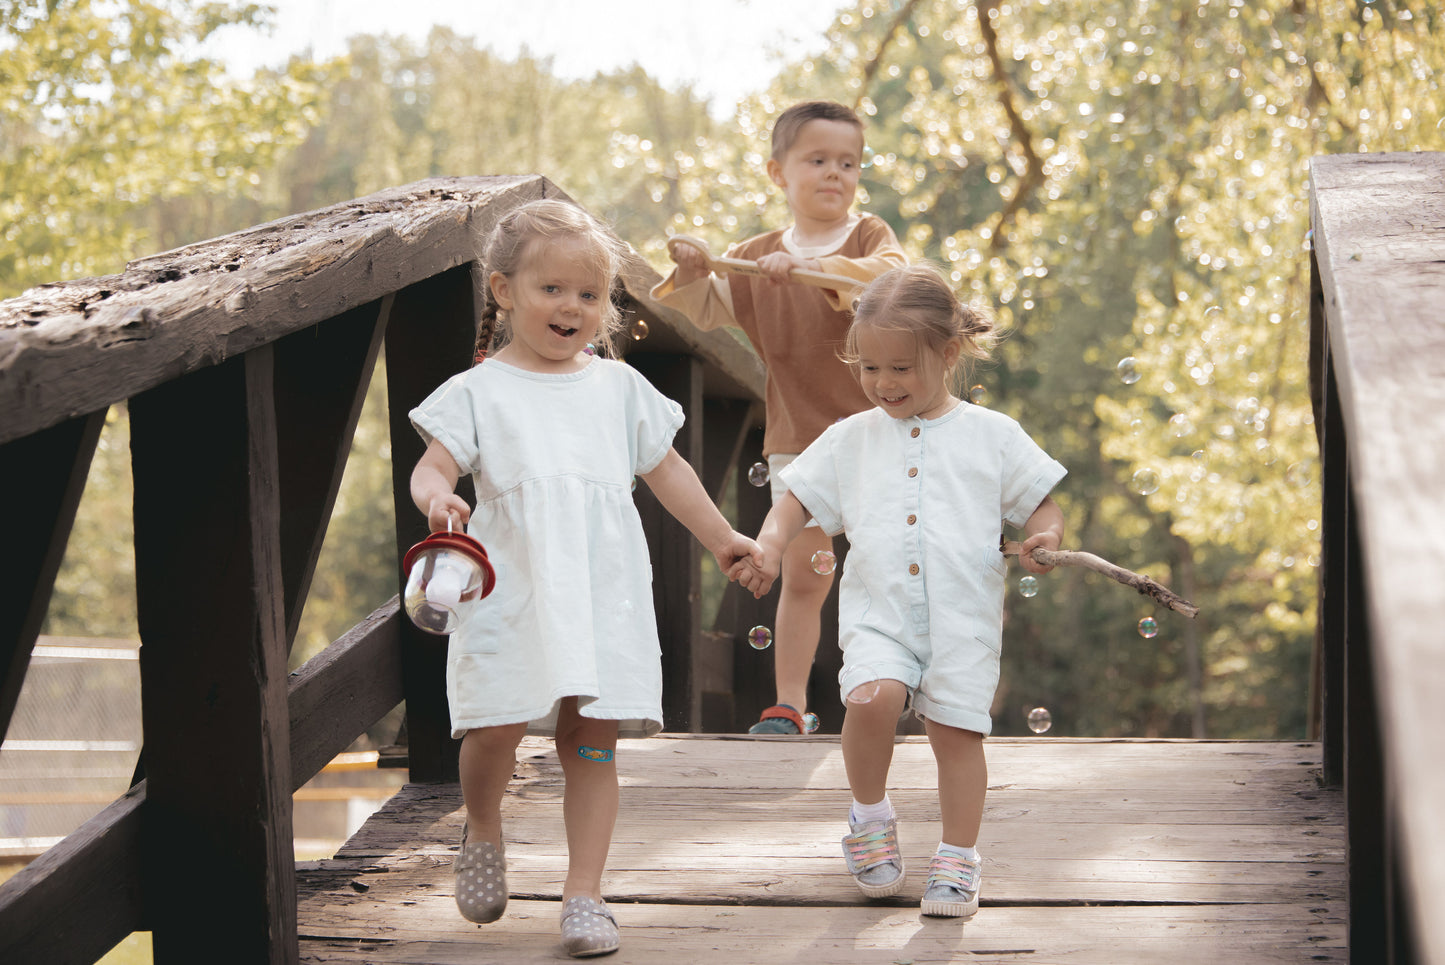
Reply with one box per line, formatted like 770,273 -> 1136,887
453,827 -> 507,923
921,849 -> 981,918
841,816 -> 905,898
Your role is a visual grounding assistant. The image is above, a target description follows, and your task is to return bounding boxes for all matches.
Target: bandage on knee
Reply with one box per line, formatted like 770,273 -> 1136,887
577,745 -> 613,762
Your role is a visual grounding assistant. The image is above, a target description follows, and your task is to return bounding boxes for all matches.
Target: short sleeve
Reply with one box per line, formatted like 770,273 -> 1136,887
777,428 -> 846,536
999,421 -> 1067,527
621,364 -> 686,474
409,371 -> 483,473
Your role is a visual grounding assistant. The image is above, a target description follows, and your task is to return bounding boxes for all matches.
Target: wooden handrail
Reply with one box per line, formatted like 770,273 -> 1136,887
1309,150 -> 1445,965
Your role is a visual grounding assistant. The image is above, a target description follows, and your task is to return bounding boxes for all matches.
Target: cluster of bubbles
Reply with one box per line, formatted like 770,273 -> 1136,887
1018,575 -> 1040,598
747,625 -> 772,650
747,462 -> 770,487
1027,707 -> 1053,734
811,550 -> 837,575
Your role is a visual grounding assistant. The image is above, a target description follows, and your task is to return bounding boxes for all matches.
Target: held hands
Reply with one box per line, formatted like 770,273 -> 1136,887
711,530 -> 766,584
726,538 -> 782,599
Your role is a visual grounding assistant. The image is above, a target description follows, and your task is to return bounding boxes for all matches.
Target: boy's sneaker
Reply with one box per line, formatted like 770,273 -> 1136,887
748,703 -> 804,735
841,816 -> 905,898
921,849 -> 981,918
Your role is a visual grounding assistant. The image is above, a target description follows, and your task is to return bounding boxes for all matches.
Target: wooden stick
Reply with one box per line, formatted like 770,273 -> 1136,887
1002,541 -> 1200,619
666,234 -> 864,298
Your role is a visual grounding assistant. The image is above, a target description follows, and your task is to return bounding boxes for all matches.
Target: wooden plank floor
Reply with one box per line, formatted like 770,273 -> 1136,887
296,735 -> 1345,963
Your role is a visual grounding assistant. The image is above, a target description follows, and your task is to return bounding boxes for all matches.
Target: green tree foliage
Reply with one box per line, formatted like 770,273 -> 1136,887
0,0 -> 323,298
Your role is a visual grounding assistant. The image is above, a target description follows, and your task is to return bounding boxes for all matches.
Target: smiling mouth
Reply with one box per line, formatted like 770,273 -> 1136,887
549,324 -> 578,337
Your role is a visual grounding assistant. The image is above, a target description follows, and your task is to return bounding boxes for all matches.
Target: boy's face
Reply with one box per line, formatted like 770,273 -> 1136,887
767,118 -> 863,227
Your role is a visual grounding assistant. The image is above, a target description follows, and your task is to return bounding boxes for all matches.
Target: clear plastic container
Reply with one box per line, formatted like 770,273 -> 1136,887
401,525 -> 496,634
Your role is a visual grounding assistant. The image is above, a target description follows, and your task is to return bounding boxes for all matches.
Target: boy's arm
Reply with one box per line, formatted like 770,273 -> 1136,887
411,439 -> 471,532
639,448 -> 762,572
814,219 -> 909,312
1018,495 -> 1065,575
651,245 -> 738,332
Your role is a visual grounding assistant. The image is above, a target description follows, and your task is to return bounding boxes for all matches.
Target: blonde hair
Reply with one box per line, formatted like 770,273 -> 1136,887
473,198 -> 627,363
844,264 -> 998,385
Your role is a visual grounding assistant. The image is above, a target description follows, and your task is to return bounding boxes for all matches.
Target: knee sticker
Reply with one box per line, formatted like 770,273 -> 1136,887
577,745 -> 613,763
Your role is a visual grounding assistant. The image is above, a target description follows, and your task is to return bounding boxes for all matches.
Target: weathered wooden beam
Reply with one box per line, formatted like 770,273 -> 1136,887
130,347 -> 297,963
0,409 -> 103,740
0,785 -> 146,962
384,264 -> 483,781
272,298 -> 390,648
288,599 -> 407,787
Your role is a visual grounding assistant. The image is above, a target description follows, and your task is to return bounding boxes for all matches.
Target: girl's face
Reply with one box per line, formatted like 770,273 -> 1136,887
489,237 -> 607,373
853,325 -> 960,421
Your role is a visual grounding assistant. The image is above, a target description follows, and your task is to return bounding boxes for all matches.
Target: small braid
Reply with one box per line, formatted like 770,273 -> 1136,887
474,295 -> 500,364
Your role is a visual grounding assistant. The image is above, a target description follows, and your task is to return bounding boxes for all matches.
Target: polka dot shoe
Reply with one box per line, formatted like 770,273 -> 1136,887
453,827 -> 507,923
559,895 -> 619,958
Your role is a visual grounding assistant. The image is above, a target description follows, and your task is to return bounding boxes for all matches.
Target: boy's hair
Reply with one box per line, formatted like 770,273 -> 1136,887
844,264 -> 999,382
473,198 -> 628,363
770,100 -> 865,161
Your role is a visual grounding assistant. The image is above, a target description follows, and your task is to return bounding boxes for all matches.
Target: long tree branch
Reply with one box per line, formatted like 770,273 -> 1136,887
975,0 -> 1044,250
1003,541 -> 1201,618
854,0 -> 928,108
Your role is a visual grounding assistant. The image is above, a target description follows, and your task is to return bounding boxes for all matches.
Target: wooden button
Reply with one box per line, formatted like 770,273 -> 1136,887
908,467 -> 918,478
907,514 -> 917,525
910,427 -> 920,438
909,563 -> 920,575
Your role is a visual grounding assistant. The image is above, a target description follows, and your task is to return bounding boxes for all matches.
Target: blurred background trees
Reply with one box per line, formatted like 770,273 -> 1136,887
9,0 -> 1442,739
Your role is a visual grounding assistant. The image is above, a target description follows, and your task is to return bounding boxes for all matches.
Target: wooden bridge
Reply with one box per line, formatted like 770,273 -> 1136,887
0,156 -> 1440,962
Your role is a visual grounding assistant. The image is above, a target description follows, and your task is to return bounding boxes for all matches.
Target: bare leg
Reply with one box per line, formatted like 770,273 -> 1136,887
924,718 -> 987,847
772,526 -> 836,715
459,722 -> 528,845
553,698 -> 620,902
840,679 -> 910,805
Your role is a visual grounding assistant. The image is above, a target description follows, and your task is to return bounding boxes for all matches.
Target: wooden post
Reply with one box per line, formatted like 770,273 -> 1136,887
627,352 -> 705,732
384,265 -> 477,782
130,347 -> 297,963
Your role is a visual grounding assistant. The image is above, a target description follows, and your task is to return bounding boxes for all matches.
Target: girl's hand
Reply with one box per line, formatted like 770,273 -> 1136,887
711,530 -> 765,577
1018,530 -> 1061,574
427,494 -> 471,534
728,556 -> 776,599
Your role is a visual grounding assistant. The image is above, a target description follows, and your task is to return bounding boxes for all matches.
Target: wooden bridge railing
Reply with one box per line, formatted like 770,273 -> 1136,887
1310,151 -> 1445,965
0,176 -> 773,963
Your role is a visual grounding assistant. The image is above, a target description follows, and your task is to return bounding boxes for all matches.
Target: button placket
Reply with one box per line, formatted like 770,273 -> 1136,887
903,420 -> 927,620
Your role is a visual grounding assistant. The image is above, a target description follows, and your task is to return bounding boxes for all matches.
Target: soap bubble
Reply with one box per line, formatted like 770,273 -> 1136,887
629,319 -> 650,341
1168,413 -> 1193,438
811,550 -> 837,575
969,384 -> 988,405
1131,468 -> 1160,495
1018,575 -> 1040,598
747,625 -> 773,650
1027,707 -> 1052,733
584,343 -> 596,356
747,462 -> 770,487
1117,357 -> 1141,384
1137,616 -> 1160,638
802,712 -> 821,734
846,673 -> 882,705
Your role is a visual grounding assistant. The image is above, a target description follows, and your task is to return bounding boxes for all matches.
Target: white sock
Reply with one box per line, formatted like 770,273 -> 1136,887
850,794 -> 895,825
937,842 -> 979,862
